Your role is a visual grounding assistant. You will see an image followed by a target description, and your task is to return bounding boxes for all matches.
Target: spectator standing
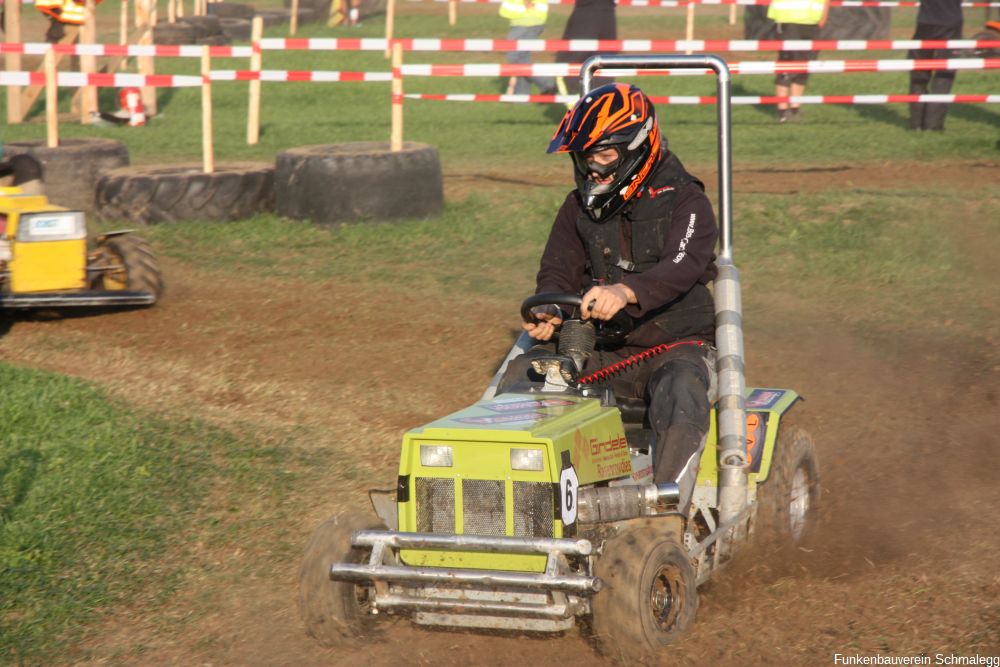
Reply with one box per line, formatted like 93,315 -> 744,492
768,0 -> 829,123
908,0 -> 963,130
554,0 -> 618,95
500,0 -> 557,96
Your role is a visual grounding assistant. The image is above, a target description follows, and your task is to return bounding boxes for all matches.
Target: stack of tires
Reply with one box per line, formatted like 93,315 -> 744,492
153,16 -> 232,45
92,143 -> 443,226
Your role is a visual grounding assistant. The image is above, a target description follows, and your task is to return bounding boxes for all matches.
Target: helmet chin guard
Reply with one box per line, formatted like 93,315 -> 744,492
548,83 -> 662,222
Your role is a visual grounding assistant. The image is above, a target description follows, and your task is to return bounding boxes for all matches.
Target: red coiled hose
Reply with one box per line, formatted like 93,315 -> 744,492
577,340 -> 706,385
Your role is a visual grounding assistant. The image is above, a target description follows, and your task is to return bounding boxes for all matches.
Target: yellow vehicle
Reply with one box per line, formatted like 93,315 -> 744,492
0,187 -> 163,309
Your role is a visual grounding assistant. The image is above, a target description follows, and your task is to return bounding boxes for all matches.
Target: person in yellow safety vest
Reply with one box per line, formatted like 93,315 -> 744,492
767,0 -> 829,123
35,0 -> 98,25
500,0 -> 557,97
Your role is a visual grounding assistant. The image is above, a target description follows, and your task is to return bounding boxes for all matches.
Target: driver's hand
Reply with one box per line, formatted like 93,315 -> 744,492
523,306 -> 563,341
581,284 -> 636,321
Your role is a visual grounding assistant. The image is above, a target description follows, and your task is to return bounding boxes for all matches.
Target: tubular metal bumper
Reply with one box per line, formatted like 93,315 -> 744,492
330,530 -> 601,594
0,290 -> 156,309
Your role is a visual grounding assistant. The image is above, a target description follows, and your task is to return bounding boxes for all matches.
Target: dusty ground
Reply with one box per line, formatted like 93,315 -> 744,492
1,161 -> 999,666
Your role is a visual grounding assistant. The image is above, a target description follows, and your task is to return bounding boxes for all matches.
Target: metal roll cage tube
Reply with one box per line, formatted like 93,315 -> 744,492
582,55 -> 749,525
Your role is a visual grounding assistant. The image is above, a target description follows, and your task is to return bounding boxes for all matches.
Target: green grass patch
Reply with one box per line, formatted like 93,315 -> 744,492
0,364 -> 317,665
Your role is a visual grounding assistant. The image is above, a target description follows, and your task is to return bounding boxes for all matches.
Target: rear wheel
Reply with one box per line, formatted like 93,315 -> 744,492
756,419 -> 820,547
591,524 -> 698,662
93,235 -> 164,300
298,512 -> 385,646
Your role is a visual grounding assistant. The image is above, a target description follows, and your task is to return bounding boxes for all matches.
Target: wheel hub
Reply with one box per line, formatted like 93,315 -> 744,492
650,565 -> 680,630
789,466 -> 811,540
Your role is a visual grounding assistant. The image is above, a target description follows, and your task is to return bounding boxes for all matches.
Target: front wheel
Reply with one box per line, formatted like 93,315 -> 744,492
92,235 -> 164,300
756,419 -> 820,547
297,512 -> 385,646
591,526 -> 698,662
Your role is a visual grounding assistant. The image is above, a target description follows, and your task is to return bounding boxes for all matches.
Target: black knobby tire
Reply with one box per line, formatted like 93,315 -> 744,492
591,524 -> 698,662
180,15 -> 224,38
153,22 -> 197,45
970,31 -> 1000,57
298,512 -> 384,646
97,235 -> 165,300
220,17 -> 252,41
211,2 -> 257,19
755,418 -> 820,548
275,143 -> 443,225
96,162 -> 274,224
3,138 -> 130,212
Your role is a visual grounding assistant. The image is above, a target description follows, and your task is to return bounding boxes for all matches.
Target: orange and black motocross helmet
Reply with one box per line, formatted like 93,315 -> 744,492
547,83 -> 662,222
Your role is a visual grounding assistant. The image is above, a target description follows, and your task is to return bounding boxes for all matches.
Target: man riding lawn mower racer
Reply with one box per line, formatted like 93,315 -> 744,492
298,56 -> 820,662
0,186 -> 162,309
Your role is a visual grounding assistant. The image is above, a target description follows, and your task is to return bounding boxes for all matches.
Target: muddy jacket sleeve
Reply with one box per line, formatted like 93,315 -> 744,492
621,184 -> 719,317
535,192 -> 588,295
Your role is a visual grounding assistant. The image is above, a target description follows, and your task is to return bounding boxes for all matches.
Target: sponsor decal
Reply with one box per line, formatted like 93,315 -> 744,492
671,213 -> 697,264
597,460 -> 632,478
746,389 -> 785,409
455,412 -> 542,425
631,464 -> 654,481
573,429 -> 629,463
485,398 -> 574,413
648,184 -> 675,199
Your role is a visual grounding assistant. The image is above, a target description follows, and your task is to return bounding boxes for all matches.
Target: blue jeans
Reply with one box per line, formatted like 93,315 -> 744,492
506,24 -> 556,95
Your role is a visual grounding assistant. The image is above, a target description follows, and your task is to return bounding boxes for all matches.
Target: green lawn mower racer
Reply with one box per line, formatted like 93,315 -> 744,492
298,55 -> 820,662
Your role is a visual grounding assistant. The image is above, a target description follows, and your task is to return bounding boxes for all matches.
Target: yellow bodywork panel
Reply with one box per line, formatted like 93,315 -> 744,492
397,393 -> 631,572
10,239 -> 87,292
3,205 -> 88,293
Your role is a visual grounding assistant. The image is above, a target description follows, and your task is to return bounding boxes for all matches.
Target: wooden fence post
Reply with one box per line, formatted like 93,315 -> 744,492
5,0 -> 24,123
391,42 -> 403,151
685,3 -> 695,54
247,16 -> 264,145
384,0 -> 396,58
45,48 -> 60,148
79,0 -> 99,123
202,46 -> 215,173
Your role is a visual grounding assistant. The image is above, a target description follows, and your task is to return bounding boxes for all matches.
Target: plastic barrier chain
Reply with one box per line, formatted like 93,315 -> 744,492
4,38 -> 1000,55
406,92 -> 1000,104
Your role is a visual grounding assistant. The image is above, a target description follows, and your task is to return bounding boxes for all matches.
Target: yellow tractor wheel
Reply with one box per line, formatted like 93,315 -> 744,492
95,235 -> 164,300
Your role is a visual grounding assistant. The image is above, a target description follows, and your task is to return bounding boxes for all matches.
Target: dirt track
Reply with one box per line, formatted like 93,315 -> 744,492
1,162 -> 998,666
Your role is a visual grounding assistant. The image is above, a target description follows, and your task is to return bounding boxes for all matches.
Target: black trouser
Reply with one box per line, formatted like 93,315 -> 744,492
774,23 -> 821,87
908,22 -> 963,130
497,341 -> 714,509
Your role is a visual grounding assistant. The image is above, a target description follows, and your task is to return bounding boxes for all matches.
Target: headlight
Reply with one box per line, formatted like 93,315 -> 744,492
510,448 -> 544,472
420,445 -> 453,467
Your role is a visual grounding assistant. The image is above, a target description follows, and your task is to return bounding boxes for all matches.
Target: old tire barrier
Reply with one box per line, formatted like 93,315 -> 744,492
211,2 -> 257,19
3,138 -> 129,212
95,162 -> 274,224
220,17 -> 253,41
275,142 -> 443,225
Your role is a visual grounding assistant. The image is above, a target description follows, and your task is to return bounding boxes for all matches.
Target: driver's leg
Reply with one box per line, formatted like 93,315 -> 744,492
646,345 -> 716,512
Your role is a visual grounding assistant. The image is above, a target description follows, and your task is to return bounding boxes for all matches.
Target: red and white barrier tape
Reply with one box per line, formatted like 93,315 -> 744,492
406,92 -> 1000,104
0,71 -> 204,87
3,38 -> 1000,55
255,37 -> 1000,53
0,42 -> 254,57
211,69 -> 393,81
425,0 -> 1000,6
401,57 -> 1000,76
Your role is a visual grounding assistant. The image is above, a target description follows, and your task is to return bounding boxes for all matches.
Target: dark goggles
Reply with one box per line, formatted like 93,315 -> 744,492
572,146 -> 623,180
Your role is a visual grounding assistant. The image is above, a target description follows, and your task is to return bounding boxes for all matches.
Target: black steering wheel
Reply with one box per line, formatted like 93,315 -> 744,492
521,292 -> 633,345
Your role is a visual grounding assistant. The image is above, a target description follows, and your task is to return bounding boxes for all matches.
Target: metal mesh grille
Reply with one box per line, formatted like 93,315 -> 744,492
513,481 -> 554,537
462,479 -> 507,537
416,478 -> 455,533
